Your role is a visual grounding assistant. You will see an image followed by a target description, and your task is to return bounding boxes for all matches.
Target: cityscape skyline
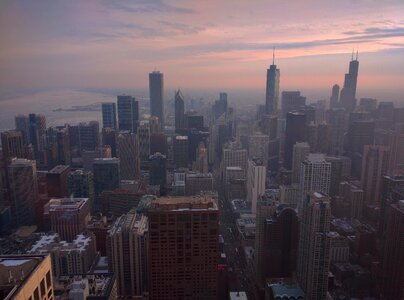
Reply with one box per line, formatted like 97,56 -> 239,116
0,1 -> 403,101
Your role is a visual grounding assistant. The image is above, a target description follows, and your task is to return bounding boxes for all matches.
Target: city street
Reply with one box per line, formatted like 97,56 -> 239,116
218,191 -> 257,300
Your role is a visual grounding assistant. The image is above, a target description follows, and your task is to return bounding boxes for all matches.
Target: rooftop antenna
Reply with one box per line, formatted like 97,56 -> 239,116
351,48 -> 354,61
272,46 -> 275,65
356,49 -> 359,61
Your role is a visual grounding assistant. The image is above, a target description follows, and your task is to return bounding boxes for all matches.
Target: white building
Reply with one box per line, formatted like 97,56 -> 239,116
247,159 -> 266,214
292,142 -> 310,184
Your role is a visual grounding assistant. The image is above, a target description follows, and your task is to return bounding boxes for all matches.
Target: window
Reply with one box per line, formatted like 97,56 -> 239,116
40,279 -> 46,295
46,271 -> 51,289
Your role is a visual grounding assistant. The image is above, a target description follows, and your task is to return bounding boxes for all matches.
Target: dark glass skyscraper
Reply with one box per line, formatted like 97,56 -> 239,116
101,102 -> 117,129
330,84 -> 340,108
175,89 -> 185,131
117,95 -> 139,133
340,53 -> 359,113
284,111 -> 306,170
149,71 -> 164,129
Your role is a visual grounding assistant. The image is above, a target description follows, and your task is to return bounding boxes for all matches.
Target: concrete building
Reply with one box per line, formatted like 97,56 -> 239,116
299,153 -> 331,212
361,145 -> 389,205
148,196 -> 218,300
194,142 -> 208,173
297,192 -> 331,300
108,210 -> 148,298
0,254 -> 54,300
248,133 -> 270,165
247,159 -> 266,214
29,233 -> 96,279
185,172 -> 213,196
221,143 -> 248,184
44,198 -> 90,242
101,189 -> 143,219
46,165 -> 70,198
279,184 -> 300,208
291,142 -> 310,184
1,130 -> 25,162
337,180 -> 364,219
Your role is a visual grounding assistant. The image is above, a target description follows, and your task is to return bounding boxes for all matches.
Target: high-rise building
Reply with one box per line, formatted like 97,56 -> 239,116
248,133 -> 270,165
28,113 -> 47,158
46,165 -> 70,198
184,172 -> 213,196
175,89 -> 185,131
255,193 -> 277,287
117,95 -> 139,133
149,153 -> 167,191
326,155 -> 351,197
221,143 -> 248,184
264,204 -> 299,279
299,153 -> 331,211
297,192 -> 331,300
284,111 -> 306,170
101,189 -> 143,218
338,180 -> 364,219
194,142 -> 208,173
361,145 -> 389,205
101,102 -> 117,129
0,254 -> 54,300
117,131 -> 140,180
102,127 -> 117,157
329,84 -> 340,108
148,196 -> 219,300
67,169 -> 94,209
150,133 -> 167,155
380,200 -> 404,300
69,121 -> 100,153
137,123 -> 151,162
265,54 -> 280,114
281,91 -> 306,118
14,114 -> 29,144
340,53 -> 359,113
326,108 -> 346,155
149,71 -> 164,129
212,92 -> 228,120
8,158 -> 38,227
44,197 -> 90,242
291,142 -> 310,184
1,130 -> 25,163
345,119 -> 375,154
108,210 -> 148,297
173,135 -> 189,168
93,158 -> 120,208
247,159 -> 266,214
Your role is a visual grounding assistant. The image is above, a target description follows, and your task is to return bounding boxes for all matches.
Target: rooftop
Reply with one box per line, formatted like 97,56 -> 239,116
46,198 -> 88,211
49,165 -> 70,174
29,233 -> 93,253
150,196 -> 217,211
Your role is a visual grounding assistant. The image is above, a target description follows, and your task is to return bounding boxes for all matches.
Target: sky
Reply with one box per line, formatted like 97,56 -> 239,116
0,0 -> 404,101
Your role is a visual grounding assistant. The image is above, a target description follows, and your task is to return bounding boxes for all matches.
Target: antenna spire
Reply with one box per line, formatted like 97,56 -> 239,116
351,49 -> 354,61
272,46 -> 275,65
356,49 -> 359,61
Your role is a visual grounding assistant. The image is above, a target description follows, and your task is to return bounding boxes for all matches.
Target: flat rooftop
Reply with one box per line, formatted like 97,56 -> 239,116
46,198 -> 88,211
151,196 -> 217,211
0,255 -> 50,299
49,165 -> 70,174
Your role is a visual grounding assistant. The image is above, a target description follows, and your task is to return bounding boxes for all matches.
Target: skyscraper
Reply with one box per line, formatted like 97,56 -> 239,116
299,153 -> 331,211
67,169 -> 95,207
7,158 -> 38,227
28,113 -> 47,158
108,210 -> 148,297
284,111 -> 306,170
149,71 -> 164,129
102,127 -> 117,157
265,51 -> 280,114
380,200 -> 404,299
46,165 -> 70,198
339,53 -> 359,113
291,142 -> 310,184
148,196 -> 219,300
175,89 -> 185,131
117,131 -> 140,180
117,95 -> 139,133
14,114 -> 29,144
93,158 -> 120,209
281,91 -> 306,118
297,192 -> 331,300
101,102 -> 117,129
247,158 -> 266,214
173,135 -> 189,169
1,130 -> 25,163
329,84 -> 340,108
361,145 -> 389,205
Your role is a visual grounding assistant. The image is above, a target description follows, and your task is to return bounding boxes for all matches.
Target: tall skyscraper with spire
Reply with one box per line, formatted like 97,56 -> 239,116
265,48 -> 280,115
339,51 -> 359,113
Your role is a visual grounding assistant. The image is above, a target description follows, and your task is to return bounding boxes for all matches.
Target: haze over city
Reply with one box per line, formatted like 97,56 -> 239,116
0,0 -> 404,102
